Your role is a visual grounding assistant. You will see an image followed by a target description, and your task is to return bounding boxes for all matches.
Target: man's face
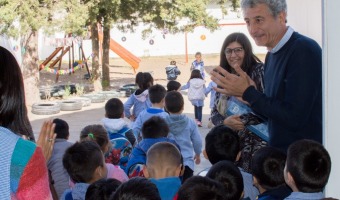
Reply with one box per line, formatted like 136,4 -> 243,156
243,3 -> 286,50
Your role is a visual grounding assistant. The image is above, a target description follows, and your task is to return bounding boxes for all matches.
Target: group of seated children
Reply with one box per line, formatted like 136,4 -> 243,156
47,71 -> 332,200
50,113 -> 332,200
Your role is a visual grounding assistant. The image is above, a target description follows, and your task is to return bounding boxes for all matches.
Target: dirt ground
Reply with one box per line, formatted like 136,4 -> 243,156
38,53 -> 221,92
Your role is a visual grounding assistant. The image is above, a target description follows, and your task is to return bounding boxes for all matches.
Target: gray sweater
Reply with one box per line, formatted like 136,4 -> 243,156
47,139 -> 73,198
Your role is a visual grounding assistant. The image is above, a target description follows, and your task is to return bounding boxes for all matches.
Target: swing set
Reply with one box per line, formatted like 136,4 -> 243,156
39,39 -> 91,83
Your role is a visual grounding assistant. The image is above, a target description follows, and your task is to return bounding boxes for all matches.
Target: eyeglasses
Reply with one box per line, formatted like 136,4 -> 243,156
224,47 -> 244,56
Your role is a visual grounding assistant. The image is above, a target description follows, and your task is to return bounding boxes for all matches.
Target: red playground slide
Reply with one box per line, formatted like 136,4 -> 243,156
98,32 -> 141,72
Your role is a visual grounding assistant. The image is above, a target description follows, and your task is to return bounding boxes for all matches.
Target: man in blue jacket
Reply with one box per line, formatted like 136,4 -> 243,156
211,0 -> 322,151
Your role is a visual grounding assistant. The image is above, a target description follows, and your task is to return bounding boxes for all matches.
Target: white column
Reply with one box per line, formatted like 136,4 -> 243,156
323,0 -> 340,198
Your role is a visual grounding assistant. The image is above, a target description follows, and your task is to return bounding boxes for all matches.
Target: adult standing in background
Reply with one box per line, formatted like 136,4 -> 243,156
211,0 -> 322,151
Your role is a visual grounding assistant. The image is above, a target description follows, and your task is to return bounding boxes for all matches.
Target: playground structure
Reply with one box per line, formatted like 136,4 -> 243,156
39,39 -> 91,83
98,31 -> 141,73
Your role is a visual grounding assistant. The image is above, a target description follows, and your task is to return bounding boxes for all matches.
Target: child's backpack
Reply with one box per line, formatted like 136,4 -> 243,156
166,66 -> 179,81
105,127 -> 133,171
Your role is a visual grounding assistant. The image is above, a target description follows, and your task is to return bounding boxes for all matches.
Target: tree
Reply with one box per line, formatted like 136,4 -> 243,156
89,0 -> 233,90
0,0 -> 88,105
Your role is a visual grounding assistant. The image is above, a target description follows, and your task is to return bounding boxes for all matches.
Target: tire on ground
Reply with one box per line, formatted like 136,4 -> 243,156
59,100 -> 83,111
68,97 -> 91,107
32,102 -> 61,115
98,91 -> 121,100
81,94 -> 106,103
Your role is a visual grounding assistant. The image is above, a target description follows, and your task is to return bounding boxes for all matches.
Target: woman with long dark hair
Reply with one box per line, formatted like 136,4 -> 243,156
210,33 -> 267,172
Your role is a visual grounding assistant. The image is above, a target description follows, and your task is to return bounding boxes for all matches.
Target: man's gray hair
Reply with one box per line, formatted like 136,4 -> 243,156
241,0 -> 287,17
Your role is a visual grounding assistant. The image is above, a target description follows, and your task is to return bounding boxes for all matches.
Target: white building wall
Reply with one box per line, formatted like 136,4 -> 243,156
286,0 -> 322,46
323,0 -> 340,198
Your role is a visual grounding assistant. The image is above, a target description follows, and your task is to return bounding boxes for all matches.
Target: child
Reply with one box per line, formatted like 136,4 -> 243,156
110,177 -> 161,200
61,141 -> 107,200
165,60 -> 181,81
167,80 -> 181,92
133,84 -> 168,141
85,178 -> 121,200
205,81 -> 217,128
284,140 -> 331,200
164,91 -> 202,182
252,147 -> 292,200
143,142 -> 183,200
102,98 -> 136,146
80,125 -> 129,182
181,69 -> 206,127
190,52 -> 205,79
206,160 -> 244,200
124,72 -> 153,121
177,176 -> 225,200
203,125 -> 259,199
48,118 -> 74,199
126,116 -> 179,177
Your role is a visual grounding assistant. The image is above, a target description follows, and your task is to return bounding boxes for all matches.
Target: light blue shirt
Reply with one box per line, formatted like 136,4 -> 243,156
284,191 -> 324,200
165,114 -> 202,171
270,26 -> 294,53
133,107 -> 169,139
205,81 -> 217,109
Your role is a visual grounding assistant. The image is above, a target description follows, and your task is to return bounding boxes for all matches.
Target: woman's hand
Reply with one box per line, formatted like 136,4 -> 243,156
223,115 -> 245,131
37,120 -> 56,162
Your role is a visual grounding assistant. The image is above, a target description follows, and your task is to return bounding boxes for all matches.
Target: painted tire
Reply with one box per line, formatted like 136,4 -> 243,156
68,97 -> 91,107
81,94 -> 106,103
31,102 -> 61,115
59,100 -> 83,111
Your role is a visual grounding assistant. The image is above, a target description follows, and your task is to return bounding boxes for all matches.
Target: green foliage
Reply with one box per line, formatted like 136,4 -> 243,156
0,0 -> 89,38
63,83 -> 71,98
75,83 -> 85,96
0,0 -> 46,38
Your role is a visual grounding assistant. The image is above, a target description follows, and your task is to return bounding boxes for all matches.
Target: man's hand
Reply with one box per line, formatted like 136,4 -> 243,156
210,66 -> 251,97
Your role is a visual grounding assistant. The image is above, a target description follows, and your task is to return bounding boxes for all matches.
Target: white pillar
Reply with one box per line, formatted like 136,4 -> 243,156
323,0 -> 340,198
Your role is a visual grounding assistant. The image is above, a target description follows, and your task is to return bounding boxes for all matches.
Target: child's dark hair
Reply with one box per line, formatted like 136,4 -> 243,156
252,146 -> 287,190
205,125 -> 240,164
177,176 -> 225,200
189,69 -> 203,80
286,139 -> 331,193
80,124 -> 109,153
165,91 -> 184,113
148,84 -> 166,104
86,178 -> 122,200
135,72 -> 154,92
110,177 -> 161,200
206,161 -> 243,200
52,118 -> 69,139
170,60 -> 176,65
105,98 -> 124,119
142,116 -> 169,138
167,80 -> 181,92
62,141 -> 104,183
195,52 -> 202,57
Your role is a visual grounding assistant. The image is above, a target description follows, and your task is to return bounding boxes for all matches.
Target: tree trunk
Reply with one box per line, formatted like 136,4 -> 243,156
102,17 -> 111,90
91,22 -> 102,91
21,30 -> 40,106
